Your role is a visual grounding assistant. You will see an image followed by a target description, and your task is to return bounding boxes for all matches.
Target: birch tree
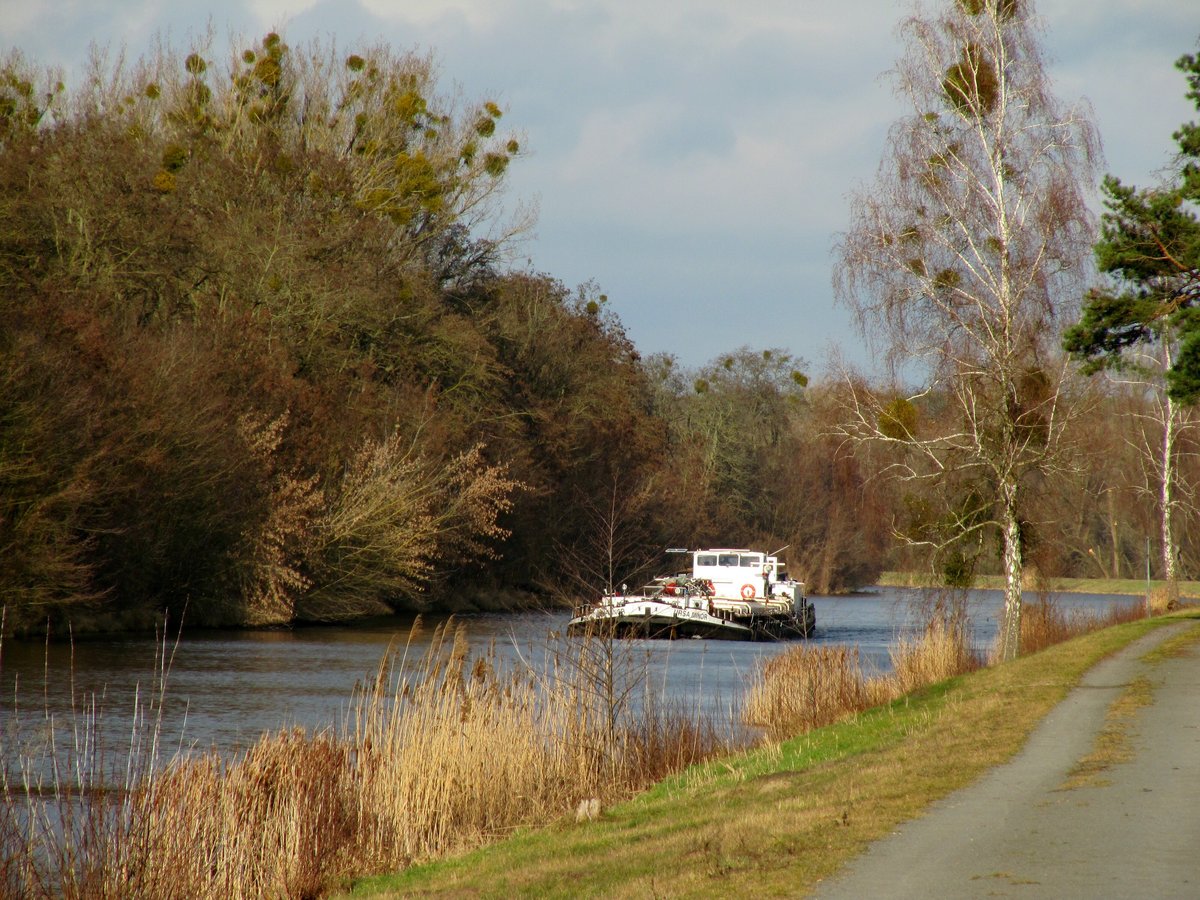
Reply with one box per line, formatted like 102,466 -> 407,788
1067,342 -> 1196,601
1064,50 -> 1200,601
833,0 -> 1099,660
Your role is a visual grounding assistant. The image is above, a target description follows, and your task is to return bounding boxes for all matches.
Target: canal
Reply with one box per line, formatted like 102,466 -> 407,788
0,587 -> 1142,759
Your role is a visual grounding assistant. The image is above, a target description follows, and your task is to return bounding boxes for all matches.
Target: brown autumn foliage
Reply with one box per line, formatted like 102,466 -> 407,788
1,35 -> 884,635
0,37 -> 534,633
1,31 -> 1193,636
643,349 -> 892,594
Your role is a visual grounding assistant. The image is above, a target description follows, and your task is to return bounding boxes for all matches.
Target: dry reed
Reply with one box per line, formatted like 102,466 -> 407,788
743,646 -> 888,742
1017,595 -> 1148,658
889,616 -> 980,695
747,604 -> 977,743
747,593 -> 1151,747
1,618 -> 734,898
1146,585 -> 1176,616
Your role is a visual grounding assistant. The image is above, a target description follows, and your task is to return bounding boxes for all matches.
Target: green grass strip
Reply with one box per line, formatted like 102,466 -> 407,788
346,612 -> 1199,899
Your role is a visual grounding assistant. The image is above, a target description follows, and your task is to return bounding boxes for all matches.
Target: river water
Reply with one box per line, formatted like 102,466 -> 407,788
0,587 -> 1142,760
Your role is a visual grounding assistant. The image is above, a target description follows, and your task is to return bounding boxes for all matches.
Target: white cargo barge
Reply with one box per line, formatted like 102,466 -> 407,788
567,548 -> 816,641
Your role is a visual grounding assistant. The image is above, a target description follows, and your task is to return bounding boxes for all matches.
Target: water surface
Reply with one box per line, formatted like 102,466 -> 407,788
0,587 -> 1142,758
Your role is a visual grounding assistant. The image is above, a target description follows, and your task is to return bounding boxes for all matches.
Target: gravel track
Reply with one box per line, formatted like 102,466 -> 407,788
816,621 -> 1200,899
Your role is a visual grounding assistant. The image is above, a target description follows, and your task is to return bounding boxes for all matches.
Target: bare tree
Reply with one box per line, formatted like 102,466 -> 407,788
833,0 -> 1099,660
551,470 -> 664,600
1099,341 -> 1198,599
1063,50 -> 1200,598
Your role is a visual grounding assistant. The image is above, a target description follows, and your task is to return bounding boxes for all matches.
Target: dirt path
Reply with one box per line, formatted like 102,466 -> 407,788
815,621 -> 1200,899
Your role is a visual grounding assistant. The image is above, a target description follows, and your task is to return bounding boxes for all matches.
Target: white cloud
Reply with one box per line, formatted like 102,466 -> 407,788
358,0 -> 511,29
558,105 -> 819,234
1,0 -> 51,35
247,0 -> 321,29
3,0 -> 1195,368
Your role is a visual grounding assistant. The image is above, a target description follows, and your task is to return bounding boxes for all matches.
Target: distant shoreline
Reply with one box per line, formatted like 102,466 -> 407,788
875,571 -> 1200,599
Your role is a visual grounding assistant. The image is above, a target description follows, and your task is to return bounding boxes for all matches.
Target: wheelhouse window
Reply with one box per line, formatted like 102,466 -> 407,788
718,554 -> 739,567
696,554 -> 717,567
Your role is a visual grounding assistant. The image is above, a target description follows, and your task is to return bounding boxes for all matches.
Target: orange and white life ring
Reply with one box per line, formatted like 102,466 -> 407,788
740,583 -> 756,600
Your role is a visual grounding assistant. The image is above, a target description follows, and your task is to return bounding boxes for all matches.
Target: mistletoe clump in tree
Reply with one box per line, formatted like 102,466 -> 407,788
834,0 -> 1099,660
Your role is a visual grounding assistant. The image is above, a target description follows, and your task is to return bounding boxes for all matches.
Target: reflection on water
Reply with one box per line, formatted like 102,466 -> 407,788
0,588 -> 1142,757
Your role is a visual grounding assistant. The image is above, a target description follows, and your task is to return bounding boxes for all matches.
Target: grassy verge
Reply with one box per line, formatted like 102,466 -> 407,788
876,571 -> 1200,598
348,611 -> 1200,898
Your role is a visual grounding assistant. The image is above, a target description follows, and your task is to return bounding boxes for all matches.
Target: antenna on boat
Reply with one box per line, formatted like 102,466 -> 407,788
769,544 -> 790,557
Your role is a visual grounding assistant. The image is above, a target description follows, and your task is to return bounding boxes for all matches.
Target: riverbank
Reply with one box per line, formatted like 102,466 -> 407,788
876,571 -> 1200,598
815,618 -> 1200,898
11,574 -> 1172,640
345,610 -> 1200,897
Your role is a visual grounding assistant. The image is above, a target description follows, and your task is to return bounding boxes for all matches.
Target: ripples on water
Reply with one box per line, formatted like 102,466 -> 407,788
0,588 -> 1142,758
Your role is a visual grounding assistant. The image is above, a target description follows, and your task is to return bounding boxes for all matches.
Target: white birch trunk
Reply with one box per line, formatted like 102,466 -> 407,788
1161,394 -> 1179,583
999,478 -> 1023,661
1160,341 -> 1180,601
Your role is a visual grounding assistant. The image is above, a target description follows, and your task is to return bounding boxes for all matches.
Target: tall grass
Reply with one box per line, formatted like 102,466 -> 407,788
0,625 -> 182,898
742,630 -> 977,744
1,619 -> 734,898
890,614 -> 980,694
746,591 -> 1147,746
743,646 -> 890,742
1146,585 -> 1176,617
1017,594 -> 1147,656
1,594 -> 1157,896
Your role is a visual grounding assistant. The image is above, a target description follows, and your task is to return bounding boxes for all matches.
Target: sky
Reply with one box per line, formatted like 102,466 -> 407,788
3,0 -> 1197,374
